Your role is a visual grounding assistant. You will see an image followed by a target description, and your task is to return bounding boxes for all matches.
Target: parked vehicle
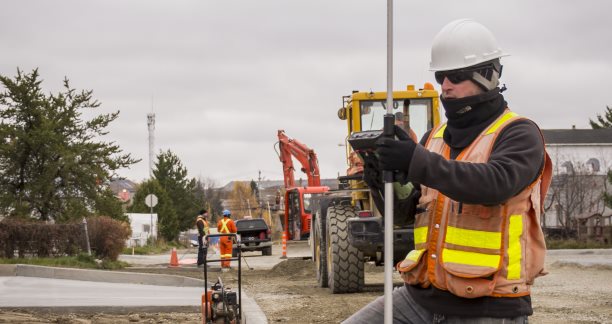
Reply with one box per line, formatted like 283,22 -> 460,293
233,218 -> 273,256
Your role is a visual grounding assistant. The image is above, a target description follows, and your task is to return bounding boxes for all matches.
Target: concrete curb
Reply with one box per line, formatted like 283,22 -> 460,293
0,264 -> 268,324
0,264 -> 202,287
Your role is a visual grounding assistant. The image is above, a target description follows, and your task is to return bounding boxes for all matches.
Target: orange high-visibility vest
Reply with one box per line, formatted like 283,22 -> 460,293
398,110 -> 552,298
219,218 -> 230,233
218,217 -> 236,234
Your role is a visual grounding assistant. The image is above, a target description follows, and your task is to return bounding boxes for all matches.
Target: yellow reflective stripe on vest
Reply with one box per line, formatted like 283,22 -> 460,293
485,112 -> 519,135
220,219 -> 230,233
405,249 -> 425,262
197,218 -> 209,234
445,226 -> 501,250
433,124 -> 447,138
220,254 -> 232,258
507,215 -> 523,280
442,248 -> 501,268
414,226 -> 428,245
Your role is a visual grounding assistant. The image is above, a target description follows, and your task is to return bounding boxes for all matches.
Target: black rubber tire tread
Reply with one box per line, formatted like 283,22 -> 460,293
314,210 -> 328,287
327,204 -> 364,293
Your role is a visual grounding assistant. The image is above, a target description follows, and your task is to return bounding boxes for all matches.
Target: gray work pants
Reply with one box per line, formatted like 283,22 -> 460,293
342,286 -> 528,324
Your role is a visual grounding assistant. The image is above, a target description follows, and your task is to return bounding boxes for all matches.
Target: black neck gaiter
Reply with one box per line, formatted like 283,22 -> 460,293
440,88 -> 507,150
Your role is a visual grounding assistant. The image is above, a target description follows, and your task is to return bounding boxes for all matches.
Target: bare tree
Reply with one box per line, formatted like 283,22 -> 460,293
228,181 -> 257,219
544,161 -> 608,237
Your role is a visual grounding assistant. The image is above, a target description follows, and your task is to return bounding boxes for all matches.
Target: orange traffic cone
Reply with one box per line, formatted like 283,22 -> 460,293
280,232 -> 287,259
169,247 -> 179,267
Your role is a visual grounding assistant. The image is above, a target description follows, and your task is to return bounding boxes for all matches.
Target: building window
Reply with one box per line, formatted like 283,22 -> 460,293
561,161 -> 574,174
143,224 -> 151,233
587,158 -> 600,173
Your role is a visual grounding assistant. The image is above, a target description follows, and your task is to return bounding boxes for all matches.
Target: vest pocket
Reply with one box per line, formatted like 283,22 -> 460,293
441,247 -> 501,297
398,249 -> 428,285
440,203 -> 504,298
443,271 -> 497,298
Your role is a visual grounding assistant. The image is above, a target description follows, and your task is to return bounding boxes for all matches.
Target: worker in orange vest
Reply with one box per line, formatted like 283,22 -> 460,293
217,209 -> 237,268
195,209 -> 210,267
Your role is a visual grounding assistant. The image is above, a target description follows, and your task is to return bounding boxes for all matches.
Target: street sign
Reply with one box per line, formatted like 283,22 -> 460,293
145,194 -> 158,208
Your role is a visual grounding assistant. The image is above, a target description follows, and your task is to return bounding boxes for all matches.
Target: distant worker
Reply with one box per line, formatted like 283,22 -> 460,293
344,19 -> 551,323
217,209 -> 237,269
195,209 -> 210,267
394,110 -> 418,142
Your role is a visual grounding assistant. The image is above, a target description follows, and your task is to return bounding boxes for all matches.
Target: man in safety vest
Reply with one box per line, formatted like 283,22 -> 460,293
217,209 -> 237,269
195,209 -> 210,267
344,19 -> 551,323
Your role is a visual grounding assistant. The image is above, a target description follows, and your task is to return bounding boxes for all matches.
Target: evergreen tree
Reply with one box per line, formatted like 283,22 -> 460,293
152,150 -> 197,231
192,177 -> 223,223
128,179 -> 178,241
590,106 -> 612,129
0,69 -> 138,221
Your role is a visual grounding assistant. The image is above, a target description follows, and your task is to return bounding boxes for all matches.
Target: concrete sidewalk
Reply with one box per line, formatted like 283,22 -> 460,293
0,264 -> 267,324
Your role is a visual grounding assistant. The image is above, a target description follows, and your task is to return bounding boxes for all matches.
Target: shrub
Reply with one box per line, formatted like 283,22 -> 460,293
0,219 -> 86,258
86,216 -> 131,261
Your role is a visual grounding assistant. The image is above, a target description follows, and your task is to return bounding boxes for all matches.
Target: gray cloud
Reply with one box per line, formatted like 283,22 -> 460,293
2,0 -> 611,185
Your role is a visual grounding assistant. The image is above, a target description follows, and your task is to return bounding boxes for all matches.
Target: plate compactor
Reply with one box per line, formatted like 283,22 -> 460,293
201,233 -> 243,324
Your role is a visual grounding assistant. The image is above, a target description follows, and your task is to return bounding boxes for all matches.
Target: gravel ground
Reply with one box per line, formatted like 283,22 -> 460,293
1,249 -> 611,323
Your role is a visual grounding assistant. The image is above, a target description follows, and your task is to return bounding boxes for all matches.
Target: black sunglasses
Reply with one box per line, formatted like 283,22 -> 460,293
434,69 -> 474,85
435,64 -> 498,85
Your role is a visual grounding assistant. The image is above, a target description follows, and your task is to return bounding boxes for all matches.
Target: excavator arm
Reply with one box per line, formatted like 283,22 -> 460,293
277,130 -> 322,188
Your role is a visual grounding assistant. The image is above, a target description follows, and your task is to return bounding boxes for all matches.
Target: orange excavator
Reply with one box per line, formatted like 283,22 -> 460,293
275,130 -> 329,240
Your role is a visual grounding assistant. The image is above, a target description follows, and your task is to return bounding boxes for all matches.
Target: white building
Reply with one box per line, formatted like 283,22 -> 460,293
542,128 -> 612,233
126,213 -> 158,247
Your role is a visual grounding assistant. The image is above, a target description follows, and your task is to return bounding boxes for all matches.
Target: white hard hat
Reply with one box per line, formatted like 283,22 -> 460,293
430,19 -> 509,71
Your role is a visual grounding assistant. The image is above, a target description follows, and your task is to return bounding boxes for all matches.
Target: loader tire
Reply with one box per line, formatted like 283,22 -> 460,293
327,204 -> 364,293
314,210 -> 328,287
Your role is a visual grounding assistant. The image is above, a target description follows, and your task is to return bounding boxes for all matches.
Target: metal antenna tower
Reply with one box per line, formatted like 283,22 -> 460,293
147,113 -> 155,178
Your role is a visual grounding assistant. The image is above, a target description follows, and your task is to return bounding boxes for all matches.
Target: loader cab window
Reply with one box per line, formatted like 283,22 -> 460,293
360,98 -> 432,141
302,193 -> 312,214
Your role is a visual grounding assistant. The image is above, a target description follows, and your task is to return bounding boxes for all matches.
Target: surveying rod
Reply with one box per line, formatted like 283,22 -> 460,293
383,0 -> 394,323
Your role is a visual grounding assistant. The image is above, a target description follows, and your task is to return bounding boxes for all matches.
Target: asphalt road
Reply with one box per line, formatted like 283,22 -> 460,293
119,240 -> 312,270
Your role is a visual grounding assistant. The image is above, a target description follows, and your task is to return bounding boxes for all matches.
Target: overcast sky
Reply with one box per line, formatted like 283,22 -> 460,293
1,1 -> 611,187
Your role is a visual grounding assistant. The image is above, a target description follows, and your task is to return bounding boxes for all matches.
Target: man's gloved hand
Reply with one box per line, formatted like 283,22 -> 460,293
376,125 -> 417,172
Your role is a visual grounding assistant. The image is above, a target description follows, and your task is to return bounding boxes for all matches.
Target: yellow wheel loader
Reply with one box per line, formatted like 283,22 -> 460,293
310,83 -> 441,293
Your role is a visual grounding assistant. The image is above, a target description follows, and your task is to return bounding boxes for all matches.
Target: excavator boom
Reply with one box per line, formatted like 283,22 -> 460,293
275,130 -> 328,240
277,130 -> 322,188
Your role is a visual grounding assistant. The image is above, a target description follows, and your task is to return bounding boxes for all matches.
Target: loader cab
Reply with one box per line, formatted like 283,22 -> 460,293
339,84 -> 440,140
359,97 -> 434,141
337,84 -> 440,212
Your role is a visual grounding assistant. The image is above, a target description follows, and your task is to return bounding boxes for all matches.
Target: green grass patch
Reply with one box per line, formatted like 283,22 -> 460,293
546,238 -> 612,249
121,239 -> 187,255
0,253 -> 129,270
